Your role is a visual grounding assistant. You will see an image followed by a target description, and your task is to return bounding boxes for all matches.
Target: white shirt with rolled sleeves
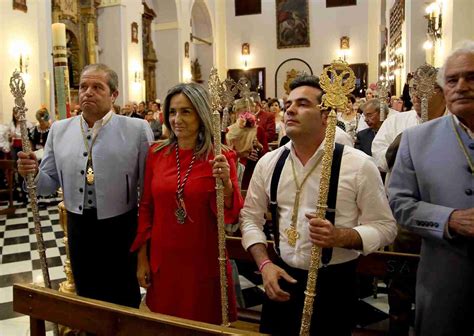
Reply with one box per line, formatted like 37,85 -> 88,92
240,141 -> 397,270
35,113 -> 153,219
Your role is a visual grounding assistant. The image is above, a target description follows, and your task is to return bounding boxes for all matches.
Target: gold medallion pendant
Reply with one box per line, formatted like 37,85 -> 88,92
86,166 -> 95,185
175,198 -> 187,224
285,226 -> 300,247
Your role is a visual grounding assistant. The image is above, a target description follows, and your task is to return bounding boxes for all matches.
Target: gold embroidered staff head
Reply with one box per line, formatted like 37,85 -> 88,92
319,59 -> 356,112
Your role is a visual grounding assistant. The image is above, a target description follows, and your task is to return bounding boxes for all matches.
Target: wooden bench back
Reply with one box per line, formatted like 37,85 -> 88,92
13,283 -> 262,336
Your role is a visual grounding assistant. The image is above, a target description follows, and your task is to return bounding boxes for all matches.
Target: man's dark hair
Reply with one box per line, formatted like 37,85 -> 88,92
289,74 -> 323,104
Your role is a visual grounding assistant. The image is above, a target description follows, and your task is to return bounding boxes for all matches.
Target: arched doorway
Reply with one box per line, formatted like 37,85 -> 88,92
190,0 -> 213,87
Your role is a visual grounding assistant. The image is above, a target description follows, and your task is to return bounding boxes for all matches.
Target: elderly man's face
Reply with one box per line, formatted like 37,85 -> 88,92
443,53 -> 474,119
363,105 -> 381,130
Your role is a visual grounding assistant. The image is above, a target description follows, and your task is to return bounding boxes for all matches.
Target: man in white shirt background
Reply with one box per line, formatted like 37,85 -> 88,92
372,69 -> 446,177
240,74 -> 397,335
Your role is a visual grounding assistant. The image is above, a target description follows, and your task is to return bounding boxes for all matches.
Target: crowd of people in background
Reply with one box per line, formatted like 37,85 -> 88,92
0,76 -> 414,205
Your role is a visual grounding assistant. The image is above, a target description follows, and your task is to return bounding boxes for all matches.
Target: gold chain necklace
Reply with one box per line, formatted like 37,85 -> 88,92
451,116 -> 474,176
79,115 -> 112,185
286,154 -> 323,247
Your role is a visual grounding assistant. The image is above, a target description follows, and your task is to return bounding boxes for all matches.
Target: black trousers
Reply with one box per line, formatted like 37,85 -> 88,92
67,208 -> 141,308
260,258 -> 358,336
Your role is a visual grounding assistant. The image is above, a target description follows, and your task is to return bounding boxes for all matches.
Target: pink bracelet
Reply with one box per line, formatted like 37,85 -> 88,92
258,259 -> 273,273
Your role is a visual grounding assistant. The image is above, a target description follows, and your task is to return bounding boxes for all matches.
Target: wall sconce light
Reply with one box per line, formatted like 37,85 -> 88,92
19,54 -> 29,74
424,1 -> 442,47
241,43 -> 250,70
10,41 -> 30,75
338,36 -> 351,61
390,47 -> 404,70
134,71 -> 142,83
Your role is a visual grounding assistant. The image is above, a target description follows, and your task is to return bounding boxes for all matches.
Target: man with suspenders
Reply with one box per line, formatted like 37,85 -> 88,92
240,75 -> 397,335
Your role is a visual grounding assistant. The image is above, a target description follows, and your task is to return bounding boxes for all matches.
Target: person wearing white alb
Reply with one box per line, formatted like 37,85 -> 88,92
240,74 -> 397,336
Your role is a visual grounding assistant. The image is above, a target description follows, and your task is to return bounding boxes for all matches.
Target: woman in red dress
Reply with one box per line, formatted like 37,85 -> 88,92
131,83 -> 243,325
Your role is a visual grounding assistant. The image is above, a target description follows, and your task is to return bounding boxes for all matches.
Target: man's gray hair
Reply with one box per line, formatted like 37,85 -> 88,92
362,98 -> 381,113
163,83 -> 213,158
80,63 -> 119,93
437,40 -> 474,87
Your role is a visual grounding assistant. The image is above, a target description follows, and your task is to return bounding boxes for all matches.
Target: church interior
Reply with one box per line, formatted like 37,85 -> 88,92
0,0 -> 473,335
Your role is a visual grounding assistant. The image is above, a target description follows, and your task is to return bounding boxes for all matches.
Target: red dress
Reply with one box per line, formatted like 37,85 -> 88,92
131,144 -> 243,325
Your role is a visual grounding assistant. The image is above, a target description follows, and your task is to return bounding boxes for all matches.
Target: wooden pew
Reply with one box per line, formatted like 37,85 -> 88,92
13,283 -> 263,336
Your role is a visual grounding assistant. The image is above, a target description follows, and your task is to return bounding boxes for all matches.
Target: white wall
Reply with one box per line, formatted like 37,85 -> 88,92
405,0 -> 426,72
442,0 -> 474,64
225,0 -> 370,98
151,0 -> 180,102
97,0 -> 144,105
0,0 -> 52,124
191,0 -> 214,88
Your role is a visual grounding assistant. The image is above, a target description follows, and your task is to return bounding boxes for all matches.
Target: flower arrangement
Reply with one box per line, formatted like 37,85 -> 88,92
226,111 -> 259,154
238,111 -> 257,128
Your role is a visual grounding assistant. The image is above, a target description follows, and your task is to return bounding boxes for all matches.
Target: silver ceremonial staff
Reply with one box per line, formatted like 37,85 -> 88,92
413,63 -> 437,123
10,70 -> 52,290
377,79 -> 389,121
208,67 -> 230,326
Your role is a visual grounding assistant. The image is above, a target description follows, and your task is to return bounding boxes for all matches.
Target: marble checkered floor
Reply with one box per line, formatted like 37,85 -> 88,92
0,198 -> 64,335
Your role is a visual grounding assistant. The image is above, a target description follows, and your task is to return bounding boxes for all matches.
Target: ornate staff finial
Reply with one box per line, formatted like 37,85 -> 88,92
377,79 -> 390,121
221,78 -> 238,131
319,59 -> 356,111
299,59 -> 355,336
207,67 -> 230,327
237,77 -> 252,101
413,63 -> 437,122
222,78 -> 238,109
209,67 -> 224,113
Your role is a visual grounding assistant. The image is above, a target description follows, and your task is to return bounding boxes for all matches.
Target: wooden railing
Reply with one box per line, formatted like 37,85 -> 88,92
13,283 -> 262,336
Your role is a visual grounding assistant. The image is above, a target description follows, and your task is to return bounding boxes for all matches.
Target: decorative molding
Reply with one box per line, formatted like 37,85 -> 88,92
153,22 -> 179,31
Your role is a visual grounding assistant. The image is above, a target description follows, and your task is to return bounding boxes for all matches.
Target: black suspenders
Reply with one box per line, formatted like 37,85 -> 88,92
269,143 -> 344,265
269,148 -> 290,256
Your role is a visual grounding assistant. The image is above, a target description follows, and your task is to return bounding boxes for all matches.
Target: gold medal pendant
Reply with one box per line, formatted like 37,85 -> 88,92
175,198 -> 187,224
86,166 -> 95,185
285,226 -> 300,247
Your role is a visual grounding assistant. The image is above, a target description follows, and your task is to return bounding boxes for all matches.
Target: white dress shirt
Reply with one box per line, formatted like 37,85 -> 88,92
335,126 -> 354,147
240,141 -> 397,270
372,110 -> 420,172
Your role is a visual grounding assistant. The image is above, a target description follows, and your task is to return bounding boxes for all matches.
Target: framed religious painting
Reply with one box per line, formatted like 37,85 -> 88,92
131,22 -> 139,44
276,0 -> 310,49
13,0 -> 28,13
